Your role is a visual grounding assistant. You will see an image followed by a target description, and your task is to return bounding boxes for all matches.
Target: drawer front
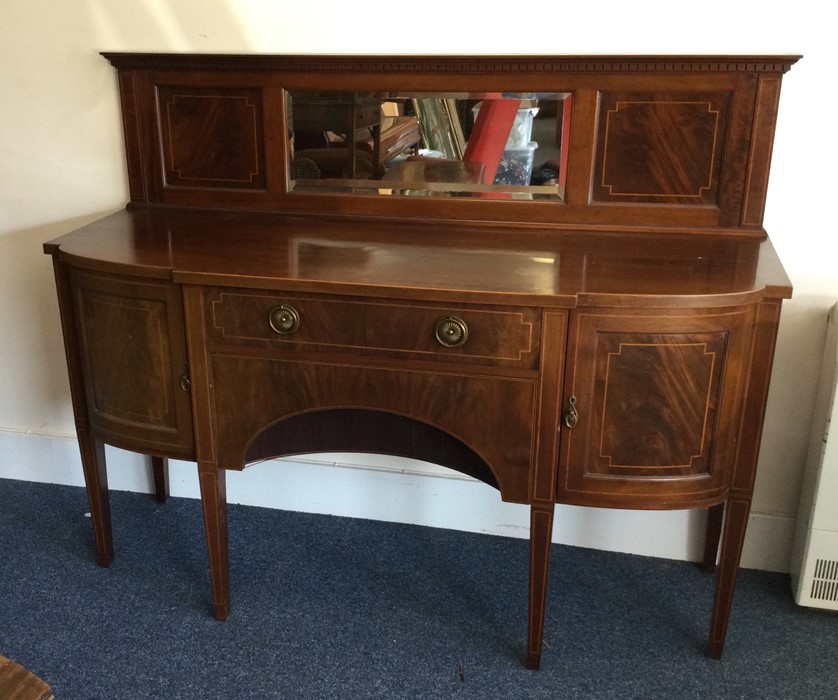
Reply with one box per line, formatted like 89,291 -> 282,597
206,289 -> 540,369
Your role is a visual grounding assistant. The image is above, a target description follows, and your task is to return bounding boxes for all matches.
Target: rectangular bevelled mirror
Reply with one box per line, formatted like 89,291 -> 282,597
286,90 -> 571,200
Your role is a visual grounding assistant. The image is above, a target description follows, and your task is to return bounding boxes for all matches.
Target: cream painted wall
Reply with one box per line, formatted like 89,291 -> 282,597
1,0 -> 835,570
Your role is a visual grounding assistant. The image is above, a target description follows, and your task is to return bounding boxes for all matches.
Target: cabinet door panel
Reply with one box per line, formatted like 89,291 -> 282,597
558,307 -> 754,508
70,270 -> 194,458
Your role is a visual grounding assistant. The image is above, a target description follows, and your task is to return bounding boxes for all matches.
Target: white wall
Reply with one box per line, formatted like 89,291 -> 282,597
1,0 -> 835,572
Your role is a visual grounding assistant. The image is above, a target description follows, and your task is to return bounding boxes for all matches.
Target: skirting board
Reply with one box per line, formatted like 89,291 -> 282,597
0,428 -> 794,572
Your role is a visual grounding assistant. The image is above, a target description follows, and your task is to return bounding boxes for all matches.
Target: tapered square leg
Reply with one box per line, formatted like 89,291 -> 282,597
707,497 -> 751,658
526,503 -> 555,670
198,466 -> 230,620
151,456 -> 170,503
78,431 -> 113,567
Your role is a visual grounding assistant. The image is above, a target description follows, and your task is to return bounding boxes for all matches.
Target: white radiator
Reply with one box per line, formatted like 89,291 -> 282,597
790,302 -> 838,609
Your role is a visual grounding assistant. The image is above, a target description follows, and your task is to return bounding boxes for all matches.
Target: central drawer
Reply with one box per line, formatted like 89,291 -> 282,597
206,288 -> 541,369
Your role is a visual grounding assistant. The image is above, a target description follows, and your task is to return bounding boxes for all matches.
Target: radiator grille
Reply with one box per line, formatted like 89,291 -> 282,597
811,559 -> 838,602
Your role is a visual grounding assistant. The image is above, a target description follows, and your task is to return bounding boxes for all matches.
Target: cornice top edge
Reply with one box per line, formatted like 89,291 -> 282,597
100,52 -> 802,74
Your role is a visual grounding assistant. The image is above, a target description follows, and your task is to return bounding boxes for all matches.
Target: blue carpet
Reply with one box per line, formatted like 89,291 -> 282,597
1,478 -> 836,699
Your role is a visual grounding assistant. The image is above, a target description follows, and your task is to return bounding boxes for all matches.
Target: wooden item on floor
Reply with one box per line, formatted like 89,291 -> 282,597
0,656 -> 54,700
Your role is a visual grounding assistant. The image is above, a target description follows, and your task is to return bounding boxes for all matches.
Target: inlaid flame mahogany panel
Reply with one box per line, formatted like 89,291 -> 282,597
69,269 -> 194,457
592,92 -> 730,205
157,86 -> 265,190
600,338 -> 722,474
558,306 -> 754,507
210,354 -> 538,503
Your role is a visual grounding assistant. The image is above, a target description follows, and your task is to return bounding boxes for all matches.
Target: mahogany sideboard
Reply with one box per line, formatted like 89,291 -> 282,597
45,53 -> 799,669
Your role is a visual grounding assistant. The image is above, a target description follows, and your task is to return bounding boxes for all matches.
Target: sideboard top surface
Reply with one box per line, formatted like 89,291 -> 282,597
45,208 -> 792,306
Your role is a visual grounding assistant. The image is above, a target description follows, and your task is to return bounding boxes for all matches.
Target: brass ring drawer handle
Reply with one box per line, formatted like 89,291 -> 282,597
435,315 -> 468,348
268,304 -> 300,335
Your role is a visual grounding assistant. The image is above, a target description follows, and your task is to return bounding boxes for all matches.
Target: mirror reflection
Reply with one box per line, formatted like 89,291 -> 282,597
287,91 -> 570,199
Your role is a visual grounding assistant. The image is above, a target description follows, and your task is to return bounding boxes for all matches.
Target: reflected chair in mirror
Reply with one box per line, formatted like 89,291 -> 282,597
292,96 -> 420,180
